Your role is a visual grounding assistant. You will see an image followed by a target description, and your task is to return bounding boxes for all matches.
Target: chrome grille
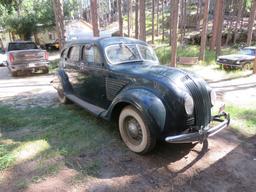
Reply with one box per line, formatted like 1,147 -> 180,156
183,75 -> 211,128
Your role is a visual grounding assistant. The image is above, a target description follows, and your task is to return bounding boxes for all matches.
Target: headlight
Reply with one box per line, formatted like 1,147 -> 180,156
210,89 -> 217,106
184,93 -> 194,115
236,61 -> 240,64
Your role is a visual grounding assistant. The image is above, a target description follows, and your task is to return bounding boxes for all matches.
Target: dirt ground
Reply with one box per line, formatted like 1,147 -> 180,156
0,65 -> 256,192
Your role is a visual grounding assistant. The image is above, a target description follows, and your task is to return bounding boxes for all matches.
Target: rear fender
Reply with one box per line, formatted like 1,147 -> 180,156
55,69 -> 73,93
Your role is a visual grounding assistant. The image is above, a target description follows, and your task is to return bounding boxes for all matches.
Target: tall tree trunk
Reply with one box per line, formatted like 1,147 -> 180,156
152,0 -> 155,43
128,0 -> 131,37
199,0 -> 210,61
33,32 -> 40,45
210,0 -> 220,51
196,0 -> 201,30
240,1 -> 246,31
53,0 -> 65,49
139,0 -> 146,41
135,0 -> 139,39
9,32 -> 12,42
170,0 -> 180,67
233,0 -> 243,44
90,0 -> 99,37
225,0 -> 234,46
162,0 -> 165,41
180,0 -> 186,45
156,0 -> 159,36
118,0 -> 123,36
216,0 -> 224,57
0,38 -> 4,50
247,0 -> 256,46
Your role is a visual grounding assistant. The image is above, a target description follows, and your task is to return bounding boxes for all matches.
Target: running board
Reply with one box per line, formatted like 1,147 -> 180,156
66,94 -> 105,116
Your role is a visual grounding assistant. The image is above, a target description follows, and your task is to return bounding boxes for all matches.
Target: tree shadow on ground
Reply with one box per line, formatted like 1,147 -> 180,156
0,100 -> 255,191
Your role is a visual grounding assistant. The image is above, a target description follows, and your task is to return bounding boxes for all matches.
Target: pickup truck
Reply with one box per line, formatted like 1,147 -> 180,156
217,47 -> 256,70
6,41 -> 49,76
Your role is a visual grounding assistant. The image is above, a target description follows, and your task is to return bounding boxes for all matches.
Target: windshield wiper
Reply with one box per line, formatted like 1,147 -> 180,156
116,60 -> 144,65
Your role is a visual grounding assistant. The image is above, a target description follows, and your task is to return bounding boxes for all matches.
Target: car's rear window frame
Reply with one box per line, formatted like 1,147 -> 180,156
8,42 -> 38,51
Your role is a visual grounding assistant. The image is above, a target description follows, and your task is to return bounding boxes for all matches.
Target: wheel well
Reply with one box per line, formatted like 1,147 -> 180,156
111,102 -> 131,123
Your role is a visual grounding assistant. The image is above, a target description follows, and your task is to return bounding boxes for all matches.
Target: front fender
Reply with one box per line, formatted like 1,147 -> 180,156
103,88 -> 166,132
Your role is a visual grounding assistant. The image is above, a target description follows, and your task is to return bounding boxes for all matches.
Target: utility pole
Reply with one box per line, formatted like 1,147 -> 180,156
52,0 -> 65,49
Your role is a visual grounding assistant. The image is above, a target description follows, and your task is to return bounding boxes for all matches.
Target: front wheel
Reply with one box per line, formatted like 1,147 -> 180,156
42,67 -> 49,74
243,63 -> 252,70
11,71 -> 18,77
119,106 -> 156,154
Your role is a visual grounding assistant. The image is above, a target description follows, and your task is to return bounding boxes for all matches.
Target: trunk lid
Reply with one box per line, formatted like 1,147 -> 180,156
9,49 -> 47,64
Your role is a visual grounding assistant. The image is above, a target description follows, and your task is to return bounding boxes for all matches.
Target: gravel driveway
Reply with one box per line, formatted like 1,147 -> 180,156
0,65 -> 255,192
0,67 -> 58,108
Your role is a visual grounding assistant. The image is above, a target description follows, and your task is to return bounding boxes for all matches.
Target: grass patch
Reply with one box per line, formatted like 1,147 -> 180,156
15,179 -> 29,190
49,59 -> 59,73
226,104 -> 256,136
0,105 -> 119,173
155,45 -> 237,65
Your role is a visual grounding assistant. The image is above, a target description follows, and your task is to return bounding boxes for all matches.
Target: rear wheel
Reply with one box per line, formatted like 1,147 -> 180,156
119,106 -> 156,154
57,81 -> 71,104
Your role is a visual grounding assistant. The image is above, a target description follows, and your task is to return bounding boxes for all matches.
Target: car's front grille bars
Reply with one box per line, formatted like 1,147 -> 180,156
182,75 -> 211,128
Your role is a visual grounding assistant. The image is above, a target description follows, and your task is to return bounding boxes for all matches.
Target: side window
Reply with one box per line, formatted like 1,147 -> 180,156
68,46 -> 80,62
82,44 -> 103,66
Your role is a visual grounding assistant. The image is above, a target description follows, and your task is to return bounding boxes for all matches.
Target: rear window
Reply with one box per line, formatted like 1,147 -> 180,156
8,42 -> 38,51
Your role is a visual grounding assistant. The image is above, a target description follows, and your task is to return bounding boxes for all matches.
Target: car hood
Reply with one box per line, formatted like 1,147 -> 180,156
110,62 -> 204,89
218,54 -> 255,61
111,63 -> 186,80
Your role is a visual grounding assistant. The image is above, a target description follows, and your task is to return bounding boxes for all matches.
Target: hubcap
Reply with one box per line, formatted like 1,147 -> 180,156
124,117 -> 142,145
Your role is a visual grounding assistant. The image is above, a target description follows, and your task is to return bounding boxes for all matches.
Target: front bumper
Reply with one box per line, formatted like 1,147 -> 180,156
217,62 -> 242,68
165,112 -> 230,143
9,62 -> 49,72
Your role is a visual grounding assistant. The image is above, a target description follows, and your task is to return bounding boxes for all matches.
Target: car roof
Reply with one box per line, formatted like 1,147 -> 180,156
64,37 -> 148,49
9,41 -> 35,44
243,46 -> 256,50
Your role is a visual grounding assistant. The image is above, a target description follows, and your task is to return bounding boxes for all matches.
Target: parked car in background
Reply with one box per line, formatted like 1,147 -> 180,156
217,47 -> 256,70
52,37 -> 230,154
6,41 -> 49,76
44,39 -> 60,51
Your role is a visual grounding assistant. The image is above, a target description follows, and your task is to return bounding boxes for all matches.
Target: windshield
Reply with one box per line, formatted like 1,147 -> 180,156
239,49 -> 255,56
105,44 -> 158,65
8,42 -> 38,51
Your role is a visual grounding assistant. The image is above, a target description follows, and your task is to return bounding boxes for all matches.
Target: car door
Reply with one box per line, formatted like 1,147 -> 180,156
78,44 -> 109,109
63,45 -> 83,96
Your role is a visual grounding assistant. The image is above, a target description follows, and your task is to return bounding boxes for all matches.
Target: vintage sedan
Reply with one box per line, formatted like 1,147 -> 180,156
217,47 -> 256,70
52,37 -> 230,154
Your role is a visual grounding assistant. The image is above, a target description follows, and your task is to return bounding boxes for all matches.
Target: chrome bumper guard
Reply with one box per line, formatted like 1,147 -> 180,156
165,112 -> 230,143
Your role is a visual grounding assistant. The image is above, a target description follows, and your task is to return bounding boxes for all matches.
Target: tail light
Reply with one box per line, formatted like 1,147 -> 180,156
9,53 -> 14,64
44,51 -> 49,60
